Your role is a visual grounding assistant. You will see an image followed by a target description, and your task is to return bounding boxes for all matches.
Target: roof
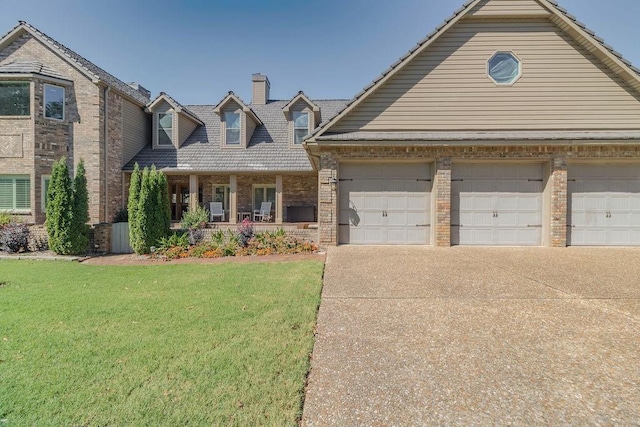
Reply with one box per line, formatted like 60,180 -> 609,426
213,91 -> 262,125
309,0 -> 640,142
147,92 -> 203,125
0,60 -> 70,81
125,99 -> 347,173
316,130 -> 640,143
282,91 -> 320,113
0,21 -> 150,105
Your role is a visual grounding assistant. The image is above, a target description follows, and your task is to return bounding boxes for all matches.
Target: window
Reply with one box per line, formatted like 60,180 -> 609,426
293,111 -> 309,144
212,185 -> 230,211
41,175 -> 51,213
0,175 -> 30,211
253,185 -> 276,214
44,84 -> 65,120
488,52 -> 521,85
0,81 -> 30,116
225,111 -> 240,145
158,112 -> 173,146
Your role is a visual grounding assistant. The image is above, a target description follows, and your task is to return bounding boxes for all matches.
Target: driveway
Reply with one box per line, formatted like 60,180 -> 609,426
302,246 -> 640,426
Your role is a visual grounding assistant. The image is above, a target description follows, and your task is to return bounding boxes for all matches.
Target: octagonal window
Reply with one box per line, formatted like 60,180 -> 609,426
488,52 -> 521,85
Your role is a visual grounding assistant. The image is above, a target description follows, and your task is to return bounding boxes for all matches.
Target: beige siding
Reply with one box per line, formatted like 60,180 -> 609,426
245,113 -> 256,147
178,114 -> 198,147
332,19 -> 640,132
122,99 -> 149,164
469,0 -> 550,17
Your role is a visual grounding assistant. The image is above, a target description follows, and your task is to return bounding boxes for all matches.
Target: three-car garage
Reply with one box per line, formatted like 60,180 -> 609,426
337,161 -> 640,247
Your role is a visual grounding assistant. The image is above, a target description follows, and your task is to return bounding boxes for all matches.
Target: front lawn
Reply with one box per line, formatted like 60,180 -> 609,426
0,260 -> 324,426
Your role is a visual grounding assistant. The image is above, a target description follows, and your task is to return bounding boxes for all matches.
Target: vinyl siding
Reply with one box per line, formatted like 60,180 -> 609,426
178,114 -> 198,147
331,18 -> 640,132
122,99 -> 150,164
245,113 -> 256,148
469,0 -> 550,17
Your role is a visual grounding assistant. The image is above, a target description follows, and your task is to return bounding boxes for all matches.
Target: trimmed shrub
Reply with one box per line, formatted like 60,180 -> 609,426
128,163 -> 143,251
71,160 -> 89,254
46,158 -> 74,255
0,222 -> 29,253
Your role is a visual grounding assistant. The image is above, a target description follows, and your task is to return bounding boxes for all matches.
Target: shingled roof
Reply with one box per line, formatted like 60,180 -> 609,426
0,60 -> 70,81
0,21 -> 150,105
125,99 -> 347,173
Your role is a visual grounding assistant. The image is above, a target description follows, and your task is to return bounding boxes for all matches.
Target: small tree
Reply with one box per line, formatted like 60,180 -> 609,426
46,158 -> 74,254
128,163 -> 142,252
71,160 -> 89,253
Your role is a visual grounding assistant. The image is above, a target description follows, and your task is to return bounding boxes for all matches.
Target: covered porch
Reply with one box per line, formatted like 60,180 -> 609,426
166,173 -> 318,225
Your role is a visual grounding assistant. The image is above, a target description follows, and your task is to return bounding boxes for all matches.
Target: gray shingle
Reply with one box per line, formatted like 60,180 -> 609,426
0,60 -> 69,81
125,99 -> 347,172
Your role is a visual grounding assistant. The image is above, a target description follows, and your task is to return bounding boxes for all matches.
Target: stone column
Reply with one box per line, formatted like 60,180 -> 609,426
275,175 -> 283,224
550,156 -> 568,247
318,153 -> 338,246
189,174 -> 199,211
229,175 -> 237,224
434,157 -> 452,247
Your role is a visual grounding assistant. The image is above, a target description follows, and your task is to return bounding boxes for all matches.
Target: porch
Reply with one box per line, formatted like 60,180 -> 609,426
166,173 -> 318,225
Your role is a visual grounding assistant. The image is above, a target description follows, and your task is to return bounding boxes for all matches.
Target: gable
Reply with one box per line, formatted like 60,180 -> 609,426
469,0 -> 550,17
330,17 -> 640,132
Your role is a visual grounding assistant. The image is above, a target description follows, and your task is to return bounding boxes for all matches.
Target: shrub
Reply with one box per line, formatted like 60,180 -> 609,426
71,160 -> 89,254
0,222 -> 29,253
210,229 -> 226,246
0,212 -> 12,228
157,232 -> 190,252
180,206 -> 209,230
112,207 -> 128,223
187,228 -> 205,245
46,158 -> 74,255
30,234 -> 49,252
237,219 -> 254,247
128,163 -> 142,250
129,165 -> 171,254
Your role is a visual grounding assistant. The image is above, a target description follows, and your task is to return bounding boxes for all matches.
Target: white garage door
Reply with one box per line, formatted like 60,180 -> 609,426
568,164 -> 640,246
452,163 -> 544,246
338,163 -> 431,245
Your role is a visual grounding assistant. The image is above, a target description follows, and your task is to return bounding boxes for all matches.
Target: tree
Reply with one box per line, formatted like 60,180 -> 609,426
71,159 -> 89,253
46,158 -> 74,254
127,163 -> 142,252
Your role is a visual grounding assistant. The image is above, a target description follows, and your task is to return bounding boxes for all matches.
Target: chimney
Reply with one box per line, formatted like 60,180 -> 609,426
128,82 -> 151,99
252,73 -> 270,105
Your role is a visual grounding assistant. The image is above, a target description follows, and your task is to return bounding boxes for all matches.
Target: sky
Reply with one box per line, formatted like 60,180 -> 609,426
1,0 -> 640,105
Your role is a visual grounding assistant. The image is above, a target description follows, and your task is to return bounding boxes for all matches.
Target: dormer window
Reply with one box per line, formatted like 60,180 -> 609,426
158,112 -> 173,146
44,84 -> 64,120
293,111 -> 309,144
225,111 -> 241,145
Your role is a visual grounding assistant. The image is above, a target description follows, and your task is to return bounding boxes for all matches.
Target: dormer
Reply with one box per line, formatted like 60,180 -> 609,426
282,91 -> 320,148
146,92 -> 203,149
213,91 -> 262,149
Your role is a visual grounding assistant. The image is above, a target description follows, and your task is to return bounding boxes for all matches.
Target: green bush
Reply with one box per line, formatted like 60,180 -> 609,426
0,222 -> 29,253
0,212 -> 12,228
71,160 -> 89,253
157,232 -> 190,251
180,206 -> 208,230
46,158 -> 74,255
128,165 -> 170,254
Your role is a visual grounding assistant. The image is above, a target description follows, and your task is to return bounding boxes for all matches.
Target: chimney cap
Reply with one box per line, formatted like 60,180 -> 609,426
252,73 -> 269,83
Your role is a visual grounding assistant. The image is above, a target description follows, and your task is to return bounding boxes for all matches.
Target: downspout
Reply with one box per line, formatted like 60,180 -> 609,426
104,86 -> 110,223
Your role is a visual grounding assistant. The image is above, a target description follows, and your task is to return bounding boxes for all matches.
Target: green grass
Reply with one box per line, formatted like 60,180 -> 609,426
0,260 -> 324,426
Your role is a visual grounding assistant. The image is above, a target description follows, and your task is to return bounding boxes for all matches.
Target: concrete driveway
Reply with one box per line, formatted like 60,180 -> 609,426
302,246 -> 640,426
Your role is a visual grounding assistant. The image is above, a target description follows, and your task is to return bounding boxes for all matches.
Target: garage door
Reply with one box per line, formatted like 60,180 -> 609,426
452,163 -> 544,246
338,163 -> 431,245
568,164 -> 640,246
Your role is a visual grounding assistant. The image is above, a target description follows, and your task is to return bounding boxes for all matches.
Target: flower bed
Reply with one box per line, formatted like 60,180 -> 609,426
152,219 -> 317,260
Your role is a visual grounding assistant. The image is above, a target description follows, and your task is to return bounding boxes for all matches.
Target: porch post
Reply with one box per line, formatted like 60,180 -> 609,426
275,175 -> 283,224
230,175 -> 237,224
189,174 -> 199,212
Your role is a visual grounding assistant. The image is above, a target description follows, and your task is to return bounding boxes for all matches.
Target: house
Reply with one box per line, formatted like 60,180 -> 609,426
0,21 -> 151,225
1,0 -> 640,248
306,0 -> 640,247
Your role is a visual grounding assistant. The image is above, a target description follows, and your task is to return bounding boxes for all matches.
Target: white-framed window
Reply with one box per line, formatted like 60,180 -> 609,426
0,81 -> 30,116
487,52 -> 521,85
158,112 -> 173,146
41,175 -> 51,213
0,175 -> 30,212
253,185 -> 276,214
293,111 -> 309,145
224,111 -> 241,145
212,184 -> 230,211
44,84 -> 65,120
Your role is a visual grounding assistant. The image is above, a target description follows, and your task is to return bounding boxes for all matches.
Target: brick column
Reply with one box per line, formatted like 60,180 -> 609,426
434,157 -> 452,247
550,156 -> 568,247
318,153 -> 338,246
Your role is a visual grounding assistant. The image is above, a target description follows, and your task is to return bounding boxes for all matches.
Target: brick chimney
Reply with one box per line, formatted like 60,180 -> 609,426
252,73 -> 270,105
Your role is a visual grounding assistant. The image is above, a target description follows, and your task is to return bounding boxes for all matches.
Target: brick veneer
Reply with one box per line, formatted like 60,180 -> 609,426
316,144 -> 640,247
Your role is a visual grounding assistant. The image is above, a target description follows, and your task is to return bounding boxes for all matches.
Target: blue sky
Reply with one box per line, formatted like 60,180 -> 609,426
2,0 -> 639,105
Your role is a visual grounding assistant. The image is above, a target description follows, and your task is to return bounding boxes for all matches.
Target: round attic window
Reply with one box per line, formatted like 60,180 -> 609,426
488,52 -> 521,85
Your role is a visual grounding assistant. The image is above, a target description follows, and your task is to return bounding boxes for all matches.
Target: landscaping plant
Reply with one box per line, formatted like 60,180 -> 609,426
0,222 -> 29,253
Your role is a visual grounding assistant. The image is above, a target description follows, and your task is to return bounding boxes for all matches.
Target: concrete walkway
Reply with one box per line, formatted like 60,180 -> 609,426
302,246 -> 640,426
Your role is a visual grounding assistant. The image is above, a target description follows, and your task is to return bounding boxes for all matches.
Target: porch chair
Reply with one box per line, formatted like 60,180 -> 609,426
209,202 -> 225,222
253,201 -> 272,222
